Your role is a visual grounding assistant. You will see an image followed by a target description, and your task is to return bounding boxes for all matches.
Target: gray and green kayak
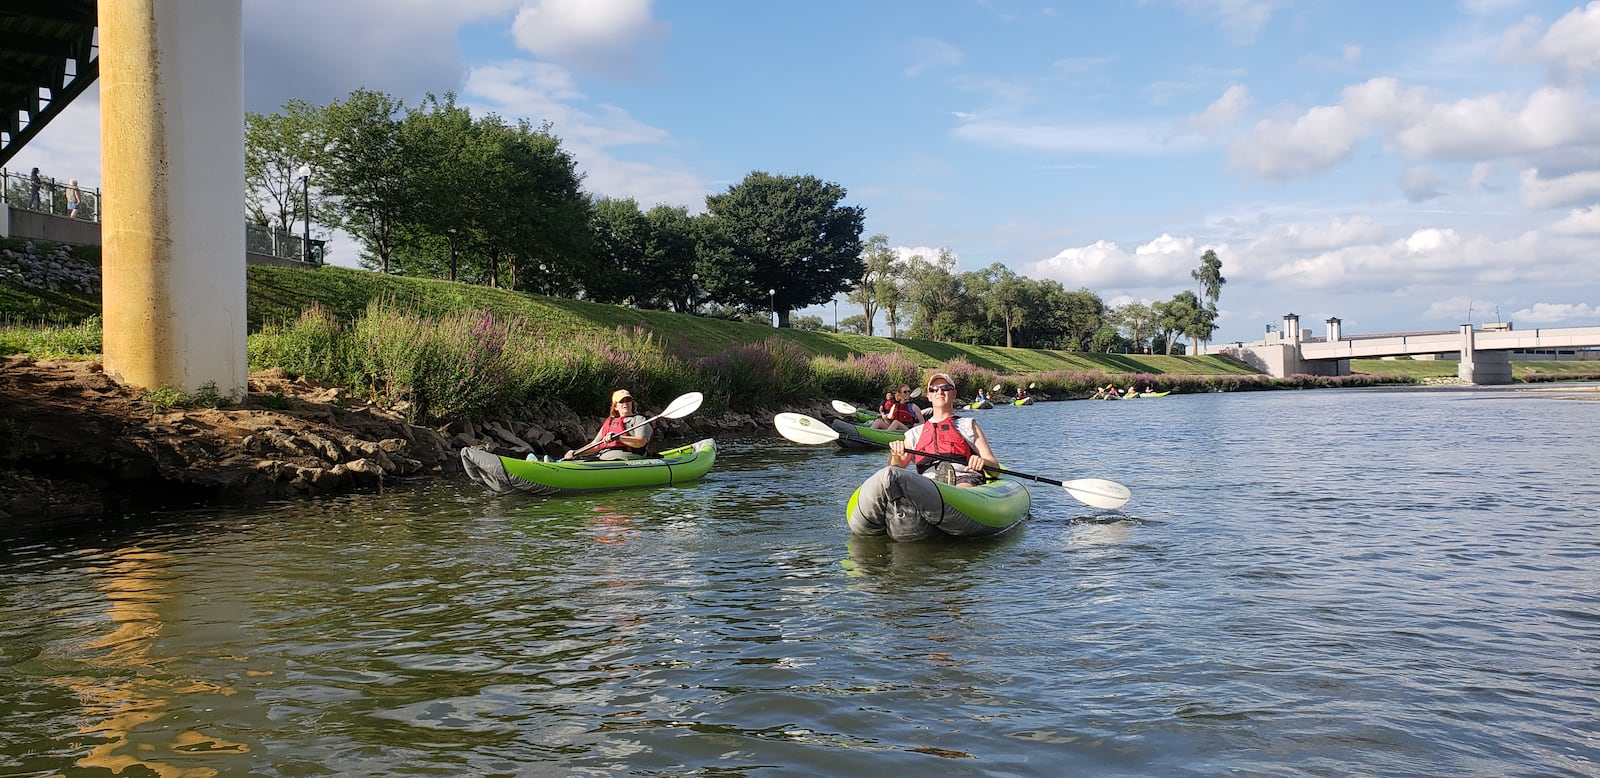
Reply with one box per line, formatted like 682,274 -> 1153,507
828,419 -> 906,450
460,439 -> 717,496
846,465 -> 1031,541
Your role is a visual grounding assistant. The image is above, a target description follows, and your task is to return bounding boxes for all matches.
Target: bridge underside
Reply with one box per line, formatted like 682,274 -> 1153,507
0,0 -> 98,168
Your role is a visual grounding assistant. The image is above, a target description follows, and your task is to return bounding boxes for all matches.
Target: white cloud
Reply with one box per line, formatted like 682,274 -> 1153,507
1188,84 -> 1252,132
1229,105 -> 1367,179
1511,1 -> 1600,81
241,0 -> 509,111
905,38 -> 965,77
1512,301 -> 1599,323
1394,86 -> 1600,160
1176,0 -> 1281,44
1025,234 -> 1205,288
1519,167 -> 1600,209
1551,204 -> 1600,234
510,0 -> 666,74
1231,72 -> 1600,180
1398,166 -> 1448,202
462,60 -> 708,211
952,116 -> 1198,154
1343,44 -> 1363,63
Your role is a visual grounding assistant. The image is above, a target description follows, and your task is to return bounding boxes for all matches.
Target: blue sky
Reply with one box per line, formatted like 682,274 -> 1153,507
14,0 -> 1600,345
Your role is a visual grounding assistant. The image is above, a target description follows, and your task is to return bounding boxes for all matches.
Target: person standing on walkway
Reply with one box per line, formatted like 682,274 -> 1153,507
65,179 -> 81,219
27,168 -> 42,208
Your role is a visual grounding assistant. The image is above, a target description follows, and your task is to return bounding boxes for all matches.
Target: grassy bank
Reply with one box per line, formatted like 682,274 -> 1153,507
6,243 -> 1595,423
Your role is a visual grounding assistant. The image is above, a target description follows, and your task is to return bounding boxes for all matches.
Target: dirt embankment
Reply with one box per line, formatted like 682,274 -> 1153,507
0,357 -> 798,525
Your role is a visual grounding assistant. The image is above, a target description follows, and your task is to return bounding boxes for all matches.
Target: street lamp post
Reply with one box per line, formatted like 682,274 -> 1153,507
447,228 -> 458,282
296,164 -> 311,264
688,272 -> 699,313
833,299 -> 838,332
539,263 -> 548,296
769,288 -> 776,328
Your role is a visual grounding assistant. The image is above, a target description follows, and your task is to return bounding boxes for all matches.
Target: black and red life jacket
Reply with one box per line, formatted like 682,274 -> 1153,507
911,416 -> 974,473
881,399 -> 918,425
595,414 -> 647,454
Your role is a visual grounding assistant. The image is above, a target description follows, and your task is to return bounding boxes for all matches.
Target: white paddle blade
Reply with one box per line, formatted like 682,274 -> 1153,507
774,413 -> 841,445
909,387 -> 922,398
1061,478 -> 1132,510
991,384 -> 1002,392
831,400 -> 859,416
661,391 -> 705,419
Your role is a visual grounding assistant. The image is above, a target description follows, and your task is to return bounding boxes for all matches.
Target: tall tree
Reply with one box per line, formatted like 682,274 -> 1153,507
983,263 -> 1030,348
1112,301 -> 1157,353
902,249 -> 962,340
1154,291 -> 1203,355
244,100 -> 323,236
850,233 -> 897,337
1191,249 -> 1226,352
641,205 -> 700,311
320,89 -> 413,274
700,171 -> 866,327
587,197 -> 650,303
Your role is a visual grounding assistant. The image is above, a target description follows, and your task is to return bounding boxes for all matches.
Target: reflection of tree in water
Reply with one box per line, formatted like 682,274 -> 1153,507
57,547 -> 246,777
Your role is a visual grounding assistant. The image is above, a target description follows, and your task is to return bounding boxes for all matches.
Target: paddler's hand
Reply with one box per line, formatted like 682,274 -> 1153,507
887,440 -> 908,468
967,454 -> 989,473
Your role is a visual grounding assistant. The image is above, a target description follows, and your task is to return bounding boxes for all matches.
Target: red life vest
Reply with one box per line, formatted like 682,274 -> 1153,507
596,414 -> 646,454
911,416 -> 975,472
881,399 -> 918,425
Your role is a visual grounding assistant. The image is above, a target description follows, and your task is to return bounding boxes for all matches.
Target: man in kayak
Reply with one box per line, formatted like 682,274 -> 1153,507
564,389 -> 653,460
869,385 -> 921,431
886,372 -> 1001,487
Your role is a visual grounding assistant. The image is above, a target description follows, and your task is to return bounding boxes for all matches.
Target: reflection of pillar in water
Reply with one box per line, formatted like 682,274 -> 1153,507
58,547 -> 245,776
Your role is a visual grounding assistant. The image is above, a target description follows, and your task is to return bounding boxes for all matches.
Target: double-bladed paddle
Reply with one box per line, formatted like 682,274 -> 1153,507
773,412 -> 1132,510
569,391 -> 704,458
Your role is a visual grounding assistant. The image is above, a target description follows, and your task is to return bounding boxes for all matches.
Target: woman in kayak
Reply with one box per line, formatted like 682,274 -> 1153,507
886,372 -> 1000,487
565,389 -> 653,460
870,385 -> 921,431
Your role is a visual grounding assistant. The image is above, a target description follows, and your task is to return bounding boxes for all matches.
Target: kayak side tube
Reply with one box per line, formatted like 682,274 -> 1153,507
845,465 -> 1030,542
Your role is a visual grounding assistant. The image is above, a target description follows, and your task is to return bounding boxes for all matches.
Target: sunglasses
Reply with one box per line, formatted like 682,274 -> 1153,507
616,398 -> 634,404
926,384 -> 957,393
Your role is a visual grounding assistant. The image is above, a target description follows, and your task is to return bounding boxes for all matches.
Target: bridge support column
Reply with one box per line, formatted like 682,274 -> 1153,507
1458,325 -> 1513,385
99,0 -> 247,397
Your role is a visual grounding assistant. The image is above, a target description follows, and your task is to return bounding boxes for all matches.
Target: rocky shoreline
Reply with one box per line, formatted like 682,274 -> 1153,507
0,356 -> 823,526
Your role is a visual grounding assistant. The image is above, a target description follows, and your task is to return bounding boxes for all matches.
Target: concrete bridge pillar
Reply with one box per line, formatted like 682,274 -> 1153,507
99,0 -> 247,398
1458,324 -> 1513,384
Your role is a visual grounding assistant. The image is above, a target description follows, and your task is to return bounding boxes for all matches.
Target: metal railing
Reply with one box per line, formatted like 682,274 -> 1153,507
246,221 -> 323,264
4,167 -> 324,265
0,167 -> 100,222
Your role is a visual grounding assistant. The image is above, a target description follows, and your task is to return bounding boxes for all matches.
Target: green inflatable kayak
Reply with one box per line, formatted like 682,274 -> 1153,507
828,419 -> 906,450
846,465 -> 1031,541
460,439 -> 717,495
1013,396 -> 1035,406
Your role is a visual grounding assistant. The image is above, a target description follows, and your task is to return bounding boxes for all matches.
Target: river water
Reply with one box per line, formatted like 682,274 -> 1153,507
2,386 -> 1598,777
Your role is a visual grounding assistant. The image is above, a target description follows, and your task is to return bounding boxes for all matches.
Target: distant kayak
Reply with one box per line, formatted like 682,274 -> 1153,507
1013,396 -> 1035,406
461,439 -> 717,496
1133,391 -> 1171,398
827,419 -> 905,450
968,399 -> 994,410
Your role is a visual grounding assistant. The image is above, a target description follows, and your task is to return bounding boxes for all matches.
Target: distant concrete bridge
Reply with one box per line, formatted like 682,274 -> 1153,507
1228,313 -> 1600,385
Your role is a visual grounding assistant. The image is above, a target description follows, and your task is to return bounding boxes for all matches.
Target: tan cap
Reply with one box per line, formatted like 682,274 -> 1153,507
927,372 -> 955,388
611,389 -> 633,403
